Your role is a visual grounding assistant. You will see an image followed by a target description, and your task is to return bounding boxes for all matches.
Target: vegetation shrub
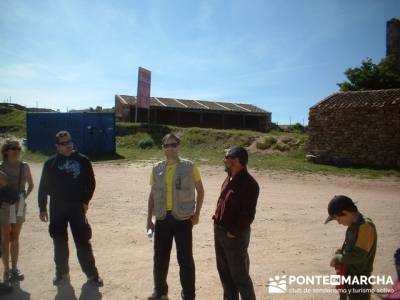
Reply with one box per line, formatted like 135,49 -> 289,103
139,137 -> 155,149
256,136 -> 277,150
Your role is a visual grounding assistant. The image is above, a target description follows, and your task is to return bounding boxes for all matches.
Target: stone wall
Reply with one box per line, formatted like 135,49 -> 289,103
308,104 -> 400,168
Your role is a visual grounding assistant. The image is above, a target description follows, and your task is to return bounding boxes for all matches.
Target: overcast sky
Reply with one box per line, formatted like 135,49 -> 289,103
1,0 -> 398,124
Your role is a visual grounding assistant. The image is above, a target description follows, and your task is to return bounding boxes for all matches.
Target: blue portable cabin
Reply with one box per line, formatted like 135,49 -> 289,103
26,112 -> 115,155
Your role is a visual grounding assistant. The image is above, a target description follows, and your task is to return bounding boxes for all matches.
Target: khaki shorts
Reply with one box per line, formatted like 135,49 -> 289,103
0,202 -> 26,226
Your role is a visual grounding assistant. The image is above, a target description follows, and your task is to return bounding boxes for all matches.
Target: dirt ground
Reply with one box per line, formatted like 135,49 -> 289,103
1,161 -> 399,300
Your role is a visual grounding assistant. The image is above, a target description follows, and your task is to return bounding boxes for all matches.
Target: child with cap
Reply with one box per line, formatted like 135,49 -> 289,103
325,195 -> 377,300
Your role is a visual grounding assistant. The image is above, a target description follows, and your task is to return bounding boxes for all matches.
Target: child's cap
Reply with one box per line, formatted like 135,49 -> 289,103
324,195 -> 357,224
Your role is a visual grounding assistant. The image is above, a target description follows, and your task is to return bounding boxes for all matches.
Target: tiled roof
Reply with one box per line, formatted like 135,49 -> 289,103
311,89 -> 400,110
117,95 -> 269,114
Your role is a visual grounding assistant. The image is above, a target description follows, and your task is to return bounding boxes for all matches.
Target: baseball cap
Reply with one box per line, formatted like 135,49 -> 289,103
225,146 -> 248,166
324,195 -> 357,224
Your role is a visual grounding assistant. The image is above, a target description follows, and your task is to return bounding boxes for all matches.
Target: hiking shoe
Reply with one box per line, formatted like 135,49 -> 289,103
147,292 -> 169,300
53,274 -> 70,286
87,275 -> 104,287
9,268 -> 24,281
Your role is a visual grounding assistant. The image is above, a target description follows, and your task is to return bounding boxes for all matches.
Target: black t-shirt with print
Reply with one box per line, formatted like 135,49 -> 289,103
38,151 -> 95,212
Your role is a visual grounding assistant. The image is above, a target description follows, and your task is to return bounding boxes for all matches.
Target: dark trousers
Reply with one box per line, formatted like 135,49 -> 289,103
154,213 -> 195,299
49,200 -> 98,278
214,225 -> 256,300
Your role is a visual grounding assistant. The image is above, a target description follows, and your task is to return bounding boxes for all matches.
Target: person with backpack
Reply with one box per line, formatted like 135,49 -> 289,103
0,140 -> 34,282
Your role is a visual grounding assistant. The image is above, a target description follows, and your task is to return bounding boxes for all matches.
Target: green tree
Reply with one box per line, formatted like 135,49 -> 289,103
337,55 -> 400,91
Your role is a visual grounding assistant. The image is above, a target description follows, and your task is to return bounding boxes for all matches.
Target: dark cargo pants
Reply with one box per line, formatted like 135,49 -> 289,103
49,200 -> 98,278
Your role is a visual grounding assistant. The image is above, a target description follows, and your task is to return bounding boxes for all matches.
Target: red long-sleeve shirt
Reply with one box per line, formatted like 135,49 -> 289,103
213,169 -> 259,234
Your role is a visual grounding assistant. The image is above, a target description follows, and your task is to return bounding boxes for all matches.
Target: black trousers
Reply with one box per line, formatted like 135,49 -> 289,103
154,213 -> 195,299
49,200 -> 98,278
214,225 -> 256,300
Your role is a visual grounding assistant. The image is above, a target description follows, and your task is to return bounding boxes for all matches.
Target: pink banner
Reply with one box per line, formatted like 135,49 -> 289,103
137,67 -> 151,109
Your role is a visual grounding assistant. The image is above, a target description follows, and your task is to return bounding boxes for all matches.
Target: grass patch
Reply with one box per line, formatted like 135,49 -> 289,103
112,125 -> 400,178
0,108 -> 26,136
182,127 -> 254,149
249,148 -> 400,178
1,112 -> 399,177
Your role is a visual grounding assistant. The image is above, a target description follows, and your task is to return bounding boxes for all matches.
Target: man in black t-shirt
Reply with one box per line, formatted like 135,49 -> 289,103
38,131 -> 103,287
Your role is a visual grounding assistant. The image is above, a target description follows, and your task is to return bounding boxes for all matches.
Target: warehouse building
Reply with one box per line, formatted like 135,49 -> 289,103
115,95 -> 271,131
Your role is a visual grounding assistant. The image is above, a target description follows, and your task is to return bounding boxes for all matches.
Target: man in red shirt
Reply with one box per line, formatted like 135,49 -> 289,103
213,147 -> 259,300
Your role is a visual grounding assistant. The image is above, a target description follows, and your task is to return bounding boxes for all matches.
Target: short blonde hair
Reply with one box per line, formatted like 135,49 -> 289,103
161,133 -> 181,145
1,139 -> 21,161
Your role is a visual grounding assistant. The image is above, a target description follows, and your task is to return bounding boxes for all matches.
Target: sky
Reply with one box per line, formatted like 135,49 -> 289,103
0,0 -> 399,124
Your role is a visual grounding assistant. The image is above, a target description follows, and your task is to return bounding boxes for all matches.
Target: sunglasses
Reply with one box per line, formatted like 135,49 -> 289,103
9,147 -> 22,151
58,140 -> 73,146
224,155 -> 236,160
163,143 -> 179,149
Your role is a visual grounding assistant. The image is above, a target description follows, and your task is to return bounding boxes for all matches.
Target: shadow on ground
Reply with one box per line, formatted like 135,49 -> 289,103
54,281 -> 102,300
1,281 -> 30,300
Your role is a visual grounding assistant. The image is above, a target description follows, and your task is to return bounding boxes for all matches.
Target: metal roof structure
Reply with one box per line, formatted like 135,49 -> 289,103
117,95 -> 269,114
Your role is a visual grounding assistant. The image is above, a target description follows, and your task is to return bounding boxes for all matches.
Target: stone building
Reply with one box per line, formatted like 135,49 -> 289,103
115,95 -> 271,131
308,89 -> 400,168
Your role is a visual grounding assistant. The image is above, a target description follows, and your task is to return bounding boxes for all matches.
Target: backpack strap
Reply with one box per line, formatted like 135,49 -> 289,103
17,162 -> 23,194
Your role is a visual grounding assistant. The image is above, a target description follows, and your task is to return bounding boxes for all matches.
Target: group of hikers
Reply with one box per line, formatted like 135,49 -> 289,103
0,130 -> 393,300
